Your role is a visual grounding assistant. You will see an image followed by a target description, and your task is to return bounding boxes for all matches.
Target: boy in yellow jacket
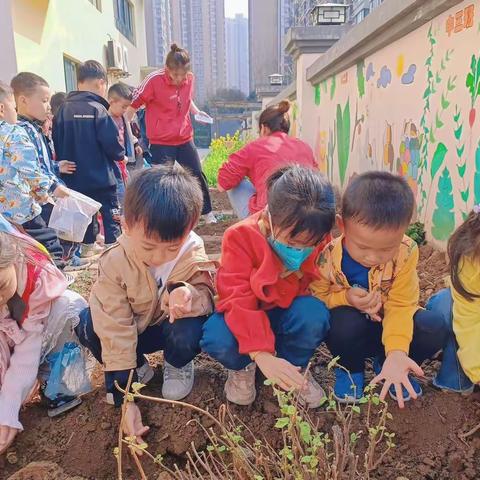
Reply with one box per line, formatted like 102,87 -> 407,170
311,172 -> 447,408
75,166 -> 216,446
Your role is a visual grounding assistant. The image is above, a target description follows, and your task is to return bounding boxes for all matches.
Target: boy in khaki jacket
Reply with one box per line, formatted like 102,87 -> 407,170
76,166 -> 216,444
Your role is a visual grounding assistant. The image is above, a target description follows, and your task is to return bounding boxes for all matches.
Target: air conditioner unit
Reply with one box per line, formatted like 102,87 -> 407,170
107,40 -> 124,71
122,45 -> 129,75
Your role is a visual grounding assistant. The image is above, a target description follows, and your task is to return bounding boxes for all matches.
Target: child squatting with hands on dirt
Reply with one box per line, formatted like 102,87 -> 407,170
311,171 -> 448,408
427,206 -> 480,394
75,166 -> 216,446
201,166 -> 335,408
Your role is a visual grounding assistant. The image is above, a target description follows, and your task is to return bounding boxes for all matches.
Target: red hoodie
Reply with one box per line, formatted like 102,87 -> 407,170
131,69 -> 194,146
216,212 -> 331,354
218,131 -> 316,214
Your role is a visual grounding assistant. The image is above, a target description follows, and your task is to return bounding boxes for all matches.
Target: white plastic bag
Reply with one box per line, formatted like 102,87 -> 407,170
48,190 -> 101,242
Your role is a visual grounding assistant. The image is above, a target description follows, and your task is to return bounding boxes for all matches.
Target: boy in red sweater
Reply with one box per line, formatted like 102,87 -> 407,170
201,166 -> 335,407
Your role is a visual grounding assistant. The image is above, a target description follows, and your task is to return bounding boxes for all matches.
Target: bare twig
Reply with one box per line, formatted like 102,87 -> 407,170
117,369 -> 134,480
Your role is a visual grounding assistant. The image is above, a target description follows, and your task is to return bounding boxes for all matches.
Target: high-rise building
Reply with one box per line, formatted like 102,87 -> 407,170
350,0 -> 385,24
145,0 -> 172,67
248,0 -> 280,93
225,14 -> 249,96
168,0 -> 226,104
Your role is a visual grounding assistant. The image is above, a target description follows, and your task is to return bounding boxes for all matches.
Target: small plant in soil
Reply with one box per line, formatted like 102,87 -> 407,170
114,362 -> 395,480
406,222 -> 426,246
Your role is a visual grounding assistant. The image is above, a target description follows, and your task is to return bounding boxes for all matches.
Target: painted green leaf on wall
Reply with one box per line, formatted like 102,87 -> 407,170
458,162 -> 467,178
336,101 -> 351,186
475,141 -> 480,204
330,75 -> 337,100
432,168 -> 455,241
430,142 -> 447,180
314,84 -> 321,106
357,60 -> 366,98
461,189 -> 470,202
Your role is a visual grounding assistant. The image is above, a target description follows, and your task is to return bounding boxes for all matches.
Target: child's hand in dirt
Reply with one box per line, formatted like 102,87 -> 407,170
0,425 -> 18,455
254,353 -> 307,393
346,288 -> 382,321
371,350 -> 424,409
123,403 -> 150,455
168,286 -> 192,323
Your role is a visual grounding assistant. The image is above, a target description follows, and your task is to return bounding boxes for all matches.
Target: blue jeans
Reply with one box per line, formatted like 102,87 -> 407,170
426,289 -> 474,392
75,307 -> 207,405
227,179 -> 256,220
201,296 -> 330,370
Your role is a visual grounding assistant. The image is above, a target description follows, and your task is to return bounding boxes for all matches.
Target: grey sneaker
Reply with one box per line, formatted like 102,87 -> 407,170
162,361 -> 194,400
225,363 -> 256,406
298,371 -> 326,409
64,256 -> 92,272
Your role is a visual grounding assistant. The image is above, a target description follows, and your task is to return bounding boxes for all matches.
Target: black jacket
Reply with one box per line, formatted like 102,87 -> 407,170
53,91 -> 125,192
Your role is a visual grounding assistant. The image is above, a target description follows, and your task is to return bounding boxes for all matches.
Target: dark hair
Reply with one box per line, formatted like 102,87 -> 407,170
267,165 -> 335,244
259,100 -> 291,134
77,60 -> 107,83
448,211 -> 480,302
0,81 -> 13,102
108,82 -> 133,101
50,92 -> 67,117
342,171 -> 414,230
165,43 -> 190,70
124,165 -> 203,241
10,72 -> 49,97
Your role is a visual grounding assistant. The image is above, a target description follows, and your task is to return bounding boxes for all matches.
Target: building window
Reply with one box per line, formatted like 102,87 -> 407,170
114,0 -> 136,44
87,0 -> 102,11
63,56 -> 79,92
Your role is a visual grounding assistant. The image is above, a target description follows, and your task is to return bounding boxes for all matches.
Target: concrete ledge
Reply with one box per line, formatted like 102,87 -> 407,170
285,25 -> 352,60
307,0 -> 464,85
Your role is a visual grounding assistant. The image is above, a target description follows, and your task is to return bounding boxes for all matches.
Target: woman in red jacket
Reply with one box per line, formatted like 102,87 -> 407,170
201,165 -> 335,407
218,100 -> 316,219
131,44 -> 216,223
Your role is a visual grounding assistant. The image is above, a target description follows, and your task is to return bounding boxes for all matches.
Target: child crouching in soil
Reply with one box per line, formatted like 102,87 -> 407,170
427,207 -> 480,393
75,166 -> 216,445
0,219 -> 87,454
311,172 -> 448,408
201,166 -> 335,408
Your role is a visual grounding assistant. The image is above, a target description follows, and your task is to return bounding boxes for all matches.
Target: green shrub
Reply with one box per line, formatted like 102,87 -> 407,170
202,132 -> 248,187
406,222 -> 426,245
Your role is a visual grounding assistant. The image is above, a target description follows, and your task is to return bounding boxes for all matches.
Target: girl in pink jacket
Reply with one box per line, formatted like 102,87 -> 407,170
0,221 -> 87,454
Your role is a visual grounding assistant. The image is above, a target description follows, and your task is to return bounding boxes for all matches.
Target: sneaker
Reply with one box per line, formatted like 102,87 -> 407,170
137,361 -> 155,385
64,273 -> 75,286
298,371 -> 327,409
203,212 -> 218,224
432,377 -> 474,395
372,357 -> 422,402
64,255 -> 92,272
225,363 -> 256,406
333,368 -> 364,404
80,243 -> 105,258
162,361 -> 194,400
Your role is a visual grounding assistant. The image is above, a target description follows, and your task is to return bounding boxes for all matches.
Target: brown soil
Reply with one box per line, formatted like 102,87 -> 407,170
3,191 -> 480,480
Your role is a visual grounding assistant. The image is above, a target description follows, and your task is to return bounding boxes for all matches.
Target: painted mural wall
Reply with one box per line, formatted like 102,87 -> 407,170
302,1 -> 480,248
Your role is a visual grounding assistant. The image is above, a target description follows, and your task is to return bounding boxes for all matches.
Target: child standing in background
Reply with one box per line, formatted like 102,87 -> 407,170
311,172 -> 447,408
10,73 -> 72,270
53,60 -> 125,257
201,166 -> 334,408
427,207 -> 480,393
107,83 -> 142,210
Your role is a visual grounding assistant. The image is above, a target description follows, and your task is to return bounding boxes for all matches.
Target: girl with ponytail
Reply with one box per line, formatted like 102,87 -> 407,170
130,44 -> 216,223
